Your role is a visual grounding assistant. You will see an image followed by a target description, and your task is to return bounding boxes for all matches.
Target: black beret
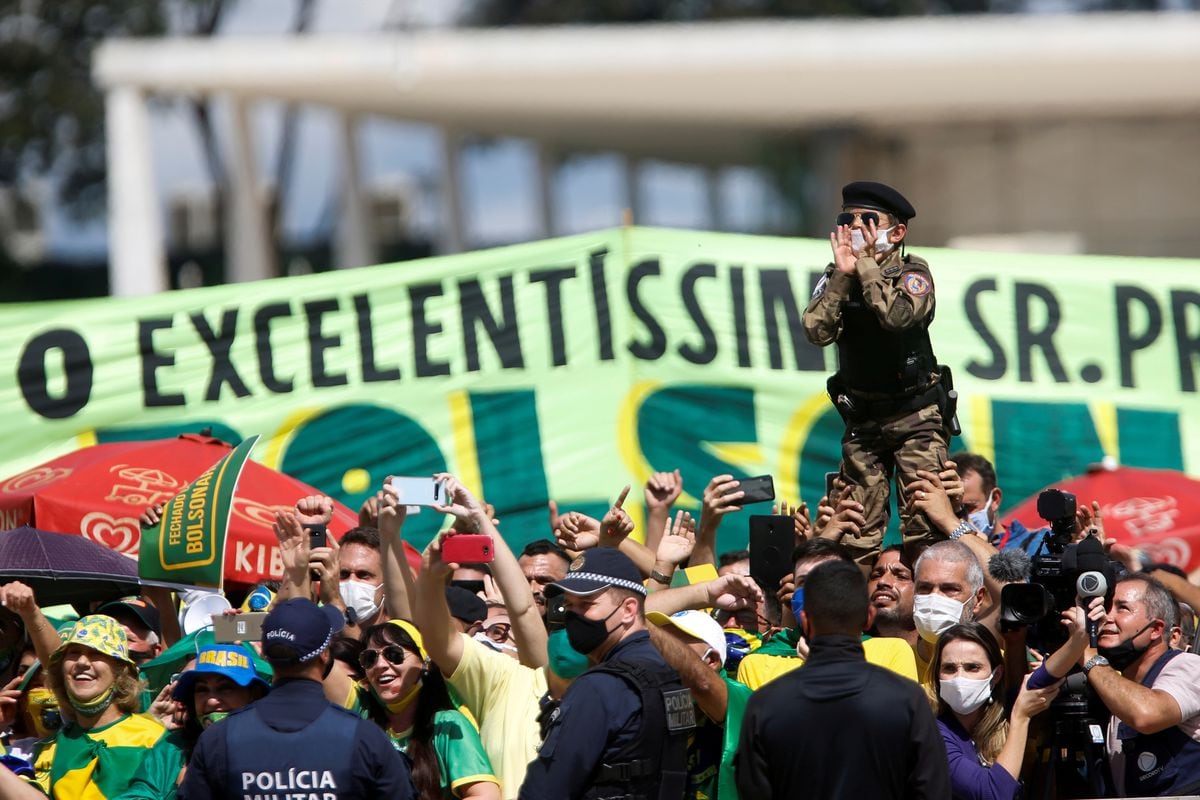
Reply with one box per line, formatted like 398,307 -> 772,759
841,181 -> 916,221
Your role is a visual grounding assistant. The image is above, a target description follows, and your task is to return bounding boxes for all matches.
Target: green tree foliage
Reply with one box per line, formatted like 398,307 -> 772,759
0,1 -> 172,219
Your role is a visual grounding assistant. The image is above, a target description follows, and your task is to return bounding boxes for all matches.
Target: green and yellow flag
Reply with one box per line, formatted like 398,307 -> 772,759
137,435 -> 259,589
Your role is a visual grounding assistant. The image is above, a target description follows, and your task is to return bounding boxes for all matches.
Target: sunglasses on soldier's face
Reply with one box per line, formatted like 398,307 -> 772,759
359,645 -> 409,670
836,211 -> 881,227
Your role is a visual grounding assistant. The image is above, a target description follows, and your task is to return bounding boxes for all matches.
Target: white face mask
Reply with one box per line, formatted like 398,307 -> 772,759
968,493 -> 997,537
939,671 -> 996,716
849,226 -> 894,255
472,632 -> 519,658
340,580 -> 382,624
913,593 -> 967,643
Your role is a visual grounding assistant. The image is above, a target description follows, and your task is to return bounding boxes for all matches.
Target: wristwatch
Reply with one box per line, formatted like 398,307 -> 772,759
649,569 -> 673,584
1083,654 -> 1110,674
948,520 -> 972,541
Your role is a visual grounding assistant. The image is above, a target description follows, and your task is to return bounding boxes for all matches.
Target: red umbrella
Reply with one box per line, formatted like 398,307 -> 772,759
0,434 -> 421,589
1004,464 -> 1200,573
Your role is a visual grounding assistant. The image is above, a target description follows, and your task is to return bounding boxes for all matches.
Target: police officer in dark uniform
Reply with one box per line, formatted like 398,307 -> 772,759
804,181 -> 958,569
179,598 -> 413,800
519,548 -> 694,800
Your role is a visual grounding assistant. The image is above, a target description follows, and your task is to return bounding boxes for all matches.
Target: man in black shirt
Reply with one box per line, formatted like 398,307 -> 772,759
734,560 -> 949,799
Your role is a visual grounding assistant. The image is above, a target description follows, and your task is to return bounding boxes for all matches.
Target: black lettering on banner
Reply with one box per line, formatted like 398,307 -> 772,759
964,279 -> 1006,380
758,268 -> 823,371
730,266 -> 751,368
138,317 -> 185,407
303,299 -> 348,388
459,275 -> 524,371
678,263 -> 718,365
410,282 -> 451,378
352,294 -> 401,383
253,302 -> 294,394
589,248 -> 615,361
17,329 -> 93,419
1015,282 -> 1068,383
529,267 -> 575,367
189,308 -> 251,401
1115,285 -> 1162,389
1171,289 -> 1200,392
626,259 -> 666,361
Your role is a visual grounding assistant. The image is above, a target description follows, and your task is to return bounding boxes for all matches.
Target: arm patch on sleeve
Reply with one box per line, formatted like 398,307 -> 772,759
903,273 -> 931,297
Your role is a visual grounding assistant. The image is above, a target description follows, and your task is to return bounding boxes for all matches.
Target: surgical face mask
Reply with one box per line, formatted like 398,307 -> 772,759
939,671 -> 995,716
547,628 -> 589,678
849,226 -> 894,255
790,588 -> 805,628
473,632 -> 519,659
340,581 -> 382,625
1098,621 -> 1155,671
564,605 -> 621,655
913,593 -> 967,643
968,492 -> 997,537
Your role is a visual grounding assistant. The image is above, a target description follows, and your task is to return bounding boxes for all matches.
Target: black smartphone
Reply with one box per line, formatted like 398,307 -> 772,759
304,523 -> 327,550
749,514 -> 794,589
737,475 -> 775,505
825,471 -> 840,500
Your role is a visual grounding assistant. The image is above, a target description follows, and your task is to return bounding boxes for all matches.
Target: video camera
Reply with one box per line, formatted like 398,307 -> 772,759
998,488 -> 1114,653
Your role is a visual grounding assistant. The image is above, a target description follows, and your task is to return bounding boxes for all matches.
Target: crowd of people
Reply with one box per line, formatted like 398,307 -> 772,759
0,451 -> 1195,799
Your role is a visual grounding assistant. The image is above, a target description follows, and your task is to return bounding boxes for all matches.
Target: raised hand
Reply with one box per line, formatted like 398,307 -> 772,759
645,469 -> 683,511
376,484 -> 408,540
701,475 -> 744,526
940,460 -> 965,514
705,574 -> 764,612
820,497 -> 867,542
656,511 -> 696,567
272,510 -> 310,586
1076,500 -> 1105,544
431,473 -> 486,532
599,485 -> 635,545
139,502 -> 166,529
556,511 -> 602,552
294,495 -> 334,528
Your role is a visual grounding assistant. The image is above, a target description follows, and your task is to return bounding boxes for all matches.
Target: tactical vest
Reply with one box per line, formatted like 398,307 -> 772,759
834,259 -> 937,394
225,702 -> 360,799
582,657 -> 696,800
1117,649 -> 1200,796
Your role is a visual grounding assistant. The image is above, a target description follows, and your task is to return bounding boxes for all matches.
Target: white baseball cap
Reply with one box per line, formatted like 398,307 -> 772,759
647,609 -> 727,664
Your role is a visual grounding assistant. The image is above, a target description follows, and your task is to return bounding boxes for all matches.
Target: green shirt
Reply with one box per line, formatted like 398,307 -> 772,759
31,713 -> 176,799
111,730 -> 188,800
388,709 -> 499,799
684,672 -> 752,800
718,675 -> 753,800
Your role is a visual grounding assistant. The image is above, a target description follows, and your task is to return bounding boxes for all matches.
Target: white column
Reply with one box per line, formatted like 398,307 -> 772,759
534,142 -> 557,239
624,155 -> 642,225
224,98 -> 274,283
105,86 -> 167,296
706,165 -> 723,231
334,113 -> 376,269
437,128 -> 466,254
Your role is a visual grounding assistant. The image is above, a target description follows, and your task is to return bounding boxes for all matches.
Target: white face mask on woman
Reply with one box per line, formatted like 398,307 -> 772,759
939,670 -> 996,715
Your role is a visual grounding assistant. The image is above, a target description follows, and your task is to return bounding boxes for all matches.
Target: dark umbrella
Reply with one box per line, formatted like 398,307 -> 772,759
0,525 -> 140,607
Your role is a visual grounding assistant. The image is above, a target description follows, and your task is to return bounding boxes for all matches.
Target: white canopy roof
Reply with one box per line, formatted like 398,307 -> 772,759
95,13 -> 1200,162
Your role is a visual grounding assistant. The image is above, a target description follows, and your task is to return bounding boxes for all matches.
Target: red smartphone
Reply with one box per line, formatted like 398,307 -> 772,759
441,534 -> 495,564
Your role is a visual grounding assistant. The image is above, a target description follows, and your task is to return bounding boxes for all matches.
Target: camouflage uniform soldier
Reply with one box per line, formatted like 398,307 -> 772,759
803,181 -> 956,568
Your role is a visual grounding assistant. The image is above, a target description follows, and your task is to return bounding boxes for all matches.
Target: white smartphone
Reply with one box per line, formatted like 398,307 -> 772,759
389,476 -> 447,507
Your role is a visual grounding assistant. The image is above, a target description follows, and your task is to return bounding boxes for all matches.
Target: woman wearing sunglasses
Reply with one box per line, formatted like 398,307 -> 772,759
358,619 -> 500,800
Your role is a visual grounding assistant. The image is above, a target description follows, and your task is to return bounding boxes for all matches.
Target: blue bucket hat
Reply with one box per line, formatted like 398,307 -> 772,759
172,643 -> 270,701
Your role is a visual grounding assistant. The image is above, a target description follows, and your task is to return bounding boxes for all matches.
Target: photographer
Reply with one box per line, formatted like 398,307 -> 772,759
1066,574 -> 1200,797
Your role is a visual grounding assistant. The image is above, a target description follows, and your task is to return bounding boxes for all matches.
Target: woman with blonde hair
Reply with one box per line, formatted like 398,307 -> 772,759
923,622 -> 1058,800
0,615 -> 179,799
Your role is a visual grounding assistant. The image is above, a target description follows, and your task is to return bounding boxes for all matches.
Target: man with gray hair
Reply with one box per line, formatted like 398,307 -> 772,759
1059,573 -> 1200,796
911,540 -> 986,675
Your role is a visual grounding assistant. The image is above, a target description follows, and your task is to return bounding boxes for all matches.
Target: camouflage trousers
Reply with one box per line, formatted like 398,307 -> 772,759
837,401 -> 949,569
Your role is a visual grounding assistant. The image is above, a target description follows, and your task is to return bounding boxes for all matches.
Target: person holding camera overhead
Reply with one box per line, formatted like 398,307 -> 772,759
804,181 -> 956,569
923,623 -> 1060,800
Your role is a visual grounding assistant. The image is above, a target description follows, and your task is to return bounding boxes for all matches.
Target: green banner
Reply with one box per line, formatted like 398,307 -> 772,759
138,435 -> 259,588
2,227 -> 1198,560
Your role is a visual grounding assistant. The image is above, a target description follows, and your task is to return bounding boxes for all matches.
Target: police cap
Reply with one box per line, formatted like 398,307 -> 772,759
841,181 -> 916,222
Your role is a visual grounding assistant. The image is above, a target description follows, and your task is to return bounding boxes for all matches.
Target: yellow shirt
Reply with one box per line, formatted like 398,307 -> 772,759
736,636 -> 919,690
447,633 -> 548,800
